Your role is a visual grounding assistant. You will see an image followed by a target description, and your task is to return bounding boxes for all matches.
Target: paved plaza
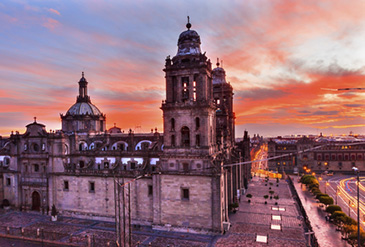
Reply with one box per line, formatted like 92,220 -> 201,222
0,176 -> 349,246
216,176 -> 308,247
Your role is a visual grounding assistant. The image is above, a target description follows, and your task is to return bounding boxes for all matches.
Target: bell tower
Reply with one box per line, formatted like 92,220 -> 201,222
153,19 -> 227,233
161,19 -> 216,159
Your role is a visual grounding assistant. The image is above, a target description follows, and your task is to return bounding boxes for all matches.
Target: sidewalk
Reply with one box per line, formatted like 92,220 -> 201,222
293,179 -> 349,247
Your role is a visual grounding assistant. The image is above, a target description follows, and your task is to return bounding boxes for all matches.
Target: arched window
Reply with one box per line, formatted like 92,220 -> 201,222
181,126 -> 190,147
196,134 -> 200,147
195,117 -> 200,130
32,143 -> 39,152
171,118 -> 175,131
171,135 -> 175,147
79,160 -> 85,168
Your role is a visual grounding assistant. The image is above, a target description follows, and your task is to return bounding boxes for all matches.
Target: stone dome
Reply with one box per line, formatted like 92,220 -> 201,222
176,22 -> 202,56
212,66 -> 227,84
66,102 -> 102,116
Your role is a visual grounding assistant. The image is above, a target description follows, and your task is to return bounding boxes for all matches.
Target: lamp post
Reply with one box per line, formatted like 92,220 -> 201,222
325,181 -> 329,194
353,166 -> 360,247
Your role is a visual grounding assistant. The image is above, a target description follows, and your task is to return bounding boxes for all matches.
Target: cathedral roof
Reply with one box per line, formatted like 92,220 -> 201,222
212,60 -> 227,84
66,102 -> 102,116
65,72 -> 103,116
176,18 -> 201,56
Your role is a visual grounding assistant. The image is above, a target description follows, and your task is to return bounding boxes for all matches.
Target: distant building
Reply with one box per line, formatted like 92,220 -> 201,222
0,20 -> 251,234
268,136 -> 365,174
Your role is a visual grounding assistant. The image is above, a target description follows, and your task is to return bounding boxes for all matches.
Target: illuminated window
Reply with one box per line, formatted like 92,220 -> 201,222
181,77 -> 189,101
193,81 -> 197,101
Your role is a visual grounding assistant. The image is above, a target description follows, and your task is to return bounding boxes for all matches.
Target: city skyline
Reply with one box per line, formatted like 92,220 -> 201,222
1,0 -> 365,137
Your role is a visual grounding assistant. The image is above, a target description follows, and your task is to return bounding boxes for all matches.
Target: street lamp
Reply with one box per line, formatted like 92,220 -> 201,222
352,166 -> 360,247
325,181 -> 329,194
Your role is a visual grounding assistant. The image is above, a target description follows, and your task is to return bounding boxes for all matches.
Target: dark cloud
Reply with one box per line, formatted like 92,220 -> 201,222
297,110 -> 310,114
343,104 -> 363,108
236,88 -> 288,100
311,110 -> 339,116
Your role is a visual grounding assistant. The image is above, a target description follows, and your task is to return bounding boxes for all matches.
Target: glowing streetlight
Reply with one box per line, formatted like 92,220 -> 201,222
325,181 -> 329,194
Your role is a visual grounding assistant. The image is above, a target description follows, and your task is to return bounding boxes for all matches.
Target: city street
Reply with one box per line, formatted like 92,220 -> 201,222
320,175 -> 365,231
293,178 -> 349,247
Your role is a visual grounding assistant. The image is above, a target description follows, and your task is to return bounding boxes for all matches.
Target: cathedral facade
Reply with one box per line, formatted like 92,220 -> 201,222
0,21 -> 250,234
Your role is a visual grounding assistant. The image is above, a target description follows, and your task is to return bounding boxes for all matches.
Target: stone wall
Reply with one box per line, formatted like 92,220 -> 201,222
54,175 -> 154,224
153,174 -> 220,231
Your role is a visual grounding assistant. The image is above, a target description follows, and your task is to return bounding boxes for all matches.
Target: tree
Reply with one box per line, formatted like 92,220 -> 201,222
311,188 -> 321,195
326,205 -> 342,215
319,196 -> 334,206
316,193 -> 329,200
331,211 -> 346,221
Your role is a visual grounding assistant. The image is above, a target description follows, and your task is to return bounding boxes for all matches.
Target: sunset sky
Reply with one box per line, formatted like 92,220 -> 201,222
1,0 -> 364,137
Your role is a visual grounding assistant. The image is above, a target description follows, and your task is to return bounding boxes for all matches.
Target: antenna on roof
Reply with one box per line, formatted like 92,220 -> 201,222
34,117 -> 37,123
216,58 -> 220,67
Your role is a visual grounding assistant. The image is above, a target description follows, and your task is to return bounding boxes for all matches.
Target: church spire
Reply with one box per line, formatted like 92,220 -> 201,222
77,71 -> 90,103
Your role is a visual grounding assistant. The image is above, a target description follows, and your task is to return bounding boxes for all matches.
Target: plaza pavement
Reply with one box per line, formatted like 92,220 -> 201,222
215,176 -> 308,247
0,176 -> 349,246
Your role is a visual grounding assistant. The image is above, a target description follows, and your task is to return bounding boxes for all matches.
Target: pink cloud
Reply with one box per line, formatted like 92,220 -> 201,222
42,18 -> 60,30
48,8 -> 61,16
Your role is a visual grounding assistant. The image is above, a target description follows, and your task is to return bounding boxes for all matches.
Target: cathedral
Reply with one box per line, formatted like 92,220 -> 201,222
0,20 -> 251,234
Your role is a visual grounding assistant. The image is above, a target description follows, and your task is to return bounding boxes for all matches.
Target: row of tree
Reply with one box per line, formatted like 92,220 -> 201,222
301,175 -> 365,246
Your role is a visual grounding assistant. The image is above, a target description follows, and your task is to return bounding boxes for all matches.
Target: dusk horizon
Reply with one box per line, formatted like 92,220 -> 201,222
1,0 -> 365,138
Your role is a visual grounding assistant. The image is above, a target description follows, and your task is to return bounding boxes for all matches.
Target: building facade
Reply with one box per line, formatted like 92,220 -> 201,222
0,21 -> 251,234
268,136 -> 365,174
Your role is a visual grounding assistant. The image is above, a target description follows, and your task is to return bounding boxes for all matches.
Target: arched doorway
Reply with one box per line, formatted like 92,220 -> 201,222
31,191 -> 41,211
